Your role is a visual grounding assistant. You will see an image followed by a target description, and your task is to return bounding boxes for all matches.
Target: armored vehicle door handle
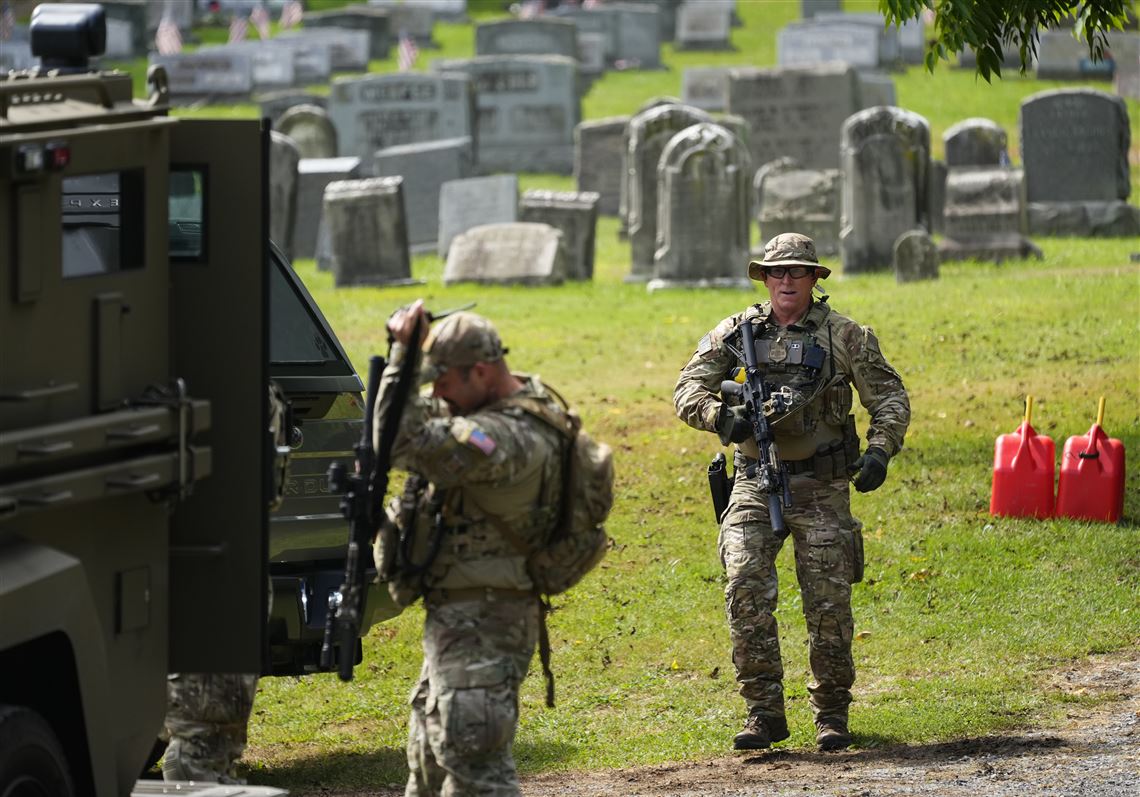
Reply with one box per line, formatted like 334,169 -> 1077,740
106,424 -> 162,440
19,490 -> 73,506
0,382 -> 78,401
17,440 -> 74,456
106,472 -> 162,489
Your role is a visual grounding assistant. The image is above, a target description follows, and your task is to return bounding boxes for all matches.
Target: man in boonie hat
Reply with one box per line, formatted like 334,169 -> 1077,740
674,234 -> 911,753
374,299 -> 568,797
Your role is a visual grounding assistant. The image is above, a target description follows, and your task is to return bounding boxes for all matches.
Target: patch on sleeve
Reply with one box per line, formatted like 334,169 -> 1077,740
453,420 -> 497,456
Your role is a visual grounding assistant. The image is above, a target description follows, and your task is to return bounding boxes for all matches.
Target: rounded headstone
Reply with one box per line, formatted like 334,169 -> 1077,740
893,228 -> 939,283
276,104 -> 338,159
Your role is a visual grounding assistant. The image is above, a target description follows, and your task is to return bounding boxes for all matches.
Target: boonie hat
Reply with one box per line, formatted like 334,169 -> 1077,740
421,311 -> 507,380
748,232 -> 832,280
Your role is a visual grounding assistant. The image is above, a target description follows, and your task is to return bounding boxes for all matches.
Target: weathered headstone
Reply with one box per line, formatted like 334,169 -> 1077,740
373,136 -> 473,250
727,64 -> 862,170
1035,30 -> 1116,80
367,0 -> 436,47
943,118 -> 1009,167
295,157 -> 364,260
443,223 -> 565,285
202,43 -> 295,93
303,6 -> 392,60
438,174 -> 519,258
575,116 -> 628,217
149,51 -> 254,103
839,106 -> 931,273
552,3 -> 663,70
777,21 -> 880,70
322,177 -> 418,288
811,11 -> 904,67
892,229 -> 939,283
519,190 -> 600,281
431,55 -> 579,174
675,0 -> 733,51
619,0 -> 682,41
650,123 -> 752,291
619,97 -> 683,236
940,167 -> 1032,261
754,157 -> 841,256
277,104 -> 338,159
476,18 -> 579,60
625,103 -> 713,279
269,131 -> 301,261
682,67 -> 733,111
259,91 -> 328,126
328,72 -> 476,164
278,28 -> 371,73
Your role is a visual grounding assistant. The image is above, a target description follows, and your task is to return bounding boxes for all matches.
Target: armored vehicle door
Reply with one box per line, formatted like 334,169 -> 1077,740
167,119 -> 269,673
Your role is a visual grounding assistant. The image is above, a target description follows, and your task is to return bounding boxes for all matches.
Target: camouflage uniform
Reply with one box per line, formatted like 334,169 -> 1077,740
674,297 -> 909,732
373,314 -> 564,797
162,673 -> 257,783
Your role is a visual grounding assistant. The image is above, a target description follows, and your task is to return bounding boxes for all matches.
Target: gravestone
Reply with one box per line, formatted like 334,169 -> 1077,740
269,132 -> 301,261
802,0 -> 842,17
150,51 -> 254,103
943,118 -> 1009,167
927,159 -> 947,235
1035,30 -> 1116,80
940,168 -> 1031,261
519,190 -> 600,281
575,31 -> 607,82
438,174 -> 519,258
754,157 -> 841,256
1026,202 -> 1140,237
728,64 -> 862,170
277,105 -> 338,159
858,72 -> 897,108
328,73 -> 476,164
102,0 -> 147,58
373,136 -> 473,250
476,18 -> 579,61
202,43 -> 295,93
552,2 -> 663,70
322,177 -> 418,288
675,0 -> 733,51
839,106 -> 931,273
303,6 -> 392,60
892,229 -> 939,283
575,116 -> 628,217
269,38 -> 334,87
811,11 -> 904,67
295,157 -> 364,260
277,29 -> 371,73
259,91 -> 328,125
619,97 -> 683,236
0,36 -> 35,72
367,0 -> 436,47
777,20 -> 881,70
431,55 -> 580,174
620,0 -> 682,41
650,123 -> 752,291
625,103 -> 713,279
1113,34 -> 1140,99
443,223 -> 565,285
682,67 -> 732,111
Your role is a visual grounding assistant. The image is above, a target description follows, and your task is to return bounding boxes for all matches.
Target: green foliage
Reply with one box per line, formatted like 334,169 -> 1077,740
881,0 -> 1137,82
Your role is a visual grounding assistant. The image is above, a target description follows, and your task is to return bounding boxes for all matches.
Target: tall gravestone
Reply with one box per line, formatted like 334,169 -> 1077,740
327,73 -> 476,164
277,105 -> 338,159
727,64 -> 862,171
575,116 -> 628,217
322,177 -> 417,288
476,18 -> 579,60
839,106 -> 931,273
431,55 -> 580,174
443,223 -> 565,285
438,174 -> 519,258
651,123 -> 752,291
754,157 -> 841,256
373,136 -> 473,250
519,190 -> 600,281
619,97 -> 683,237
943,118 -> 1009,167
625,103 -> 713,279
1020,88 -> 1137,236
269,132 -> 301,261
295,157 -> 364,260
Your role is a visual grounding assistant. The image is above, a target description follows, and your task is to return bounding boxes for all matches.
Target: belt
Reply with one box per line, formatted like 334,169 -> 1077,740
424,587 -> 534,606
738,454 -> 814,475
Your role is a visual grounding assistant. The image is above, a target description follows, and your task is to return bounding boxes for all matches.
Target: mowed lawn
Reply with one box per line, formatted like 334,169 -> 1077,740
146,0 -> 1140,790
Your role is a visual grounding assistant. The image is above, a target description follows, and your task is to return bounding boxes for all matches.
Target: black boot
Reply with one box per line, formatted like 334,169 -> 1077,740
733,712 -> 790,750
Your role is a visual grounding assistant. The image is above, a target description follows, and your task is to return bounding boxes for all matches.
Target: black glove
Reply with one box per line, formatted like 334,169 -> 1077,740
848,447 -> 889,493
715,403 -> 751,446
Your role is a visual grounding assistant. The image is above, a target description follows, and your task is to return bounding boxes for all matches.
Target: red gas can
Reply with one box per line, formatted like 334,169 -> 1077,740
990,396 -> 1055,518
1056,398 -> 1126,523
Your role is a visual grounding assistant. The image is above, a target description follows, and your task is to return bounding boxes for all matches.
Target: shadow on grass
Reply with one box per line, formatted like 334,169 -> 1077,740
742,731 -> 1065,767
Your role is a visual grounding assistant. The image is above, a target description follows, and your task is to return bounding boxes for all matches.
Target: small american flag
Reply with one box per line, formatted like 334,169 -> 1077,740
1,1 -> 17,42
154,14 -> 183,55
228,14 -> 248,44
279,0 -> 303,30
397,30 -> 418,72
250,3 -> 271,40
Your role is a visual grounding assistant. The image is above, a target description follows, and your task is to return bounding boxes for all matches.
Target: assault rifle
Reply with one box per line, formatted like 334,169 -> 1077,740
720,319 -> 792,538
320,302 -> 472,681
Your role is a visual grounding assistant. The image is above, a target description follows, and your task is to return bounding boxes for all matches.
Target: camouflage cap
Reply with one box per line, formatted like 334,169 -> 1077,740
748,232 -> 832,280
421,311 -> 507,380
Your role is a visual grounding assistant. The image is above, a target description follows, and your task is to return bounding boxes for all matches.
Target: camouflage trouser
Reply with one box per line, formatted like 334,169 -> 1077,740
406,595 -> 539,797
719,460 -> 862,723
163,672 -> 258,784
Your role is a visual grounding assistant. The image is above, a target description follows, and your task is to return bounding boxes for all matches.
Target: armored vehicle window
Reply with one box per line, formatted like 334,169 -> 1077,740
61,171 -> 144,278
169,168 -> 204,260
270,250 -> 341,366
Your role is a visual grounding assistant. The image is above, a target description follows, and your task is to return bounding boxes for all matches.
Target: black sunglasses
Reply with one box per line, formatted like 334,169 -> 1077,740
762,266 -> 814,279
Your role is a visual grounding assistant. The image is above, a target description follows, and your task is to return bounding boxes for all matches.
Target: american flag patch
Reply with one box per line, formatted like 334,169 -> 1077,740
466,428 -> 496,456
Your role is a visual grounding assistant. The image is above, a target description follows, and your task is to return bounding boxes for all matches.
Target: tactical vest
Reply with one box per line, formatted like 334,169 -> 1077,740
736,301 -> 855,462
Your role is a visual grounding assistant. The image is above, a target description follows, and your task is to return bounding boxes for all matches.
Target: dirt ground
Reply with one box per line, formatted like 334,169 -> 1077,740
308,647 -> 1138,797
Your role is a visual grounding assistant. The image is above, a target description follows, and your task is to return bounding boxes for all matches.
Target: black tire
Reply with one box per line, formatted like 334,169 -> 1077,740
0,705 -> 75,797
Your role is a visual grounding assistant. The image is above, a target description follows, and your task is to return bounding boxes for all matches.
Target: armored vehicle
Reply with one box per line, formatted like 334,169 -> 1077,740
0,5 -> 393,793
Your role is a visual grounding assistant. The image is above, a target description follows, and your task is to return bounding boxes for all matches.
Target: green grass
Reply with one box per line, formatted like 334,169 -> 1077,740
110,0 -> 1140,790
